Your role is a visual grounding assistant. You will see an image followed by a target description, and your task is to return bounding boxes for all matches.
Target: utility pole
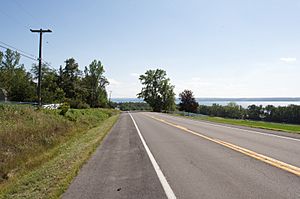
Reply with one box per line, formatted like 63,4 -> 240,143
30,29 -> 52,106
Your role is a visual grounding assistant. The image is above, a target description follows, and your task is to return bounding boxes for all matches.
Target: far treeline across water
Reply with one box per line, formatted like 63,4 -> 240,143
114,68 -> 299,125
114,101 -> 300,125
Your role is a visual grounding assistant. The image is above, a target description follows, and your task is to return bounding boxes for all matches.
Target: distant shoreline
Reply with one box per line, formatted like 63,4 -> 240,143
111,97 -> 300,107
112,97 -> 300,102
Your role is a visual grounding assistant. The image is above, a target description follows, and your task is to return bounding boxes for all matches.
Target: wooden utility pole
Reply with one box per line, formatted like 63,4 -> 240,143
30,29 -> 52,106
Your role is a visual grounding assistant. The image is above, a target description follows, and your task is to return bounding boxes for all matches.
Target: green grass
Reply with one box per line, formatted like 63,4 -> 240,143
0,104 -> 120,198
174,114 -> 300,134
0,115 -> 119,199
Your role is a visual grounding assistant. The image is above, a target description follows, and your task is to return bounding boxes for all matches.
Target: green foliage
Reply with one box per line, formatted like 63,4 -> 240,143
31,63 -> 65,103
9,67 -> 36,102
55,58 -> 109,108
59,102 -> 70,116
138,69 -> 176,112
69,99 -> 90,109
0,51 -> 3,66
188,115 -> 300,134
0,49 -> 35,102
82,60 -> 109,108
0,115 -> 119,199
198,103 -> 300,124
0,105 -> 118,183
0,49 -> 110,108
179,90 -> 199,113
118,102 -> 152,111
60,58 -> 82,99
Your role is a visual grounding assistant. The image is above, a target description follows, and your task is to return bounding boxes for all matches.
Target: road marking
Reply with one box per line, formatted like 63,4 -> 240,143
146,114 -> 300,177
159,113 -> 300,142
129,113 -> 177,199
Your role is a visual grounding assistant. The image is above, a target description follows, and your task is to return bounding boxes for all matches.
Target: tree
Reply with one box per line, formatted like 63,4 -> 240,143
179,90 -> 199,113
82,60 -> 109,107
0,51 -> 3,65
246,105 -> 263,120
224,102 -> 244,119
0,49 -> 35,101
31,63 -> 64,103
0,49 -> 21,91
9,66 -> 36,101
59,58 -> 81,99
138,69 -> 175,112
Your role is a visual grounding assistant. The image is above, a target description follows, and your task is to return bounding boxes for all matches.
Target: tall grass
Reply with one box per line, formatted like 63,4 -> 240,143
0,105 -> 118,183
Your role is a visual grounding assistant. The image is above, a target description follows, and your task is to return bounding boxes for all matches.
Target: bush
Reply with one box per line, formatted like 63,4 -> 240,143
69,99 -> 90,109
59,102 -> 70,116
118,102 -> 152,111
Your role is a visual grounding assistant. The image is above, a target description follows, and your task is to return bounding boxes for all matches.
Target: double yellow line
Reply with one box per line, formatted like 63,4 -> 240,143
146,114 -> 300,177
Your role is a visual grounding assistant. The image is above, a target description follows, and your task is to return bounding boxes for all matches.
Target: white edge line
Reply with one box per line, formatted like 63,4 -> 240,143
159,113 -> 300,142
129,112 -> 177,199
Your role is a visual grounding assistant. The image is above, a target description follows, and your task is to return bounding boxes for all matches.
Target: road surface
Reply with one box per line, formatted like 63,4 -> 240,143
63,112 -> 300,199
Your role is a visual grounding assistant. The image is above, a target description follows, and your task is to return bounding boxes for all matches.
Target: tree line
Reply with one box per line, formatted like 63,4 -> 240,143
198,103 -> 300,124
0,49 -> 109,108
137,68 -> 300,125
114,102 -> 152,111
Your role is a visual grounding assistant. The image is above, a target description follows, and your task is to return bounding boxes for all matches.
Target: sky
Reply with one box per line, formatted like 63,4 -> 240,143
0,0 -> 299,98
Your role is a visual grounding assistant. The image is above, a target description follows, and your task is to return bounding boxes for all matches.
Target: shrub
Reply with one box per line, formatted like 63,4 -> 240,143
59,102 -> 70,116
69,99 -> 90,109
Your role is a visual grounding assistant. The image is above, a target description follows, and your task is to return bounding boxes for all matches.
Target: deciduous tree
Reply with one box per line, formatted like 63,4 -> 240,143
31,63 -> 65,103
82,60 -> 109,107
60,58 -> 81,99
179,90 -> 199,113
0,49 -> 35,101
138,69 -> 175,112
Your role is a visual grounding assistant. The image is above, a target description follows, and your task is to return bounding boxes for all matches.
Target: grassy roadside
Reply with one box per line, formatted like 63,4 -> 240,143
173,113 -> 300,134
0,105 -> 119,198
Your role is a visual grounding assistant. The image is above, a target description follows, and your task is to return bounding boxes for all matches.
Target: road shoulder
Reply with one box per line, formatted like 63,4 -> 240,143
62,112 -> 166,199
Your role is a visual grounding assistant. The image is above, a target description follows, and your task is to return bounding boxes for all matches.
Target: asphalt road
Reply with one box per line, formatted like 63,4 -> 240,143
63,112 -> 300,199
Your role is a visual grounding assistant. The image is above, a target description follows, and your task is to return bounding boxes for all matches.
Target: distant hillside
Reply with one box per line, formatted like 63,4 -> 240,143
196,97 -> 300,101
111,97 -> 300,103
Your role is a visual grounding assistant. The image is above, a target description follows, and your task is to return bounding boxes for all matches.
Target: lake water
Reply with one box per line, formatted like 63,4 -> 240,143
111,98 -> 300,108
198,101 -> 300,108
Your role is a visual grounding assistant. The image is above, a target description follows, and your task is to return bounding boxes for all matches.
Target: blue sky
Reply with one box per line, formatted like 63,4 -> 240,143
0,0 -> 299,98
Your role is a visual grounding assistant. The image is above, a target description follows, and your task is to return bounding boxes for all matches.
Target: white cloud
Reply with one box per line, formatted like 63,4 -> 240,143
106,77 -> 141,98
280,57 -> 297,63
107,78 -> 121,86
130,73 -> 140,77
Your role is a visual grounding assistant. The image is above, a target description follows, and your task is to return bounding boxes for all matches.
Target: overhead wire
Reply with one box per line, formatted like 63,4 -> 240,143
0,1 -> 57,74
0,41 -> 37,59
0,44 -> 38,61
0,40 -> 55,70
0,43 -> 55,69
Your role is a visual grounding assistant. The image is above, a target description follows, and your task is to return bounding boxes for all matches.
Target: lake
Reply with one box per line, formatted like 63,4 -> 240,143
111,98 -> 300,108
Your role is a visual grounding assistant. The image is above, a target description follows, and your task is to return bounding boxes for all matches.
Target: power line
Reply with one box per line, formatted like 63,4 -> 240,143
0,41 -> 55,68
0,41 -> 37,59
0,44 -> 37,61
0,43 -> 56,70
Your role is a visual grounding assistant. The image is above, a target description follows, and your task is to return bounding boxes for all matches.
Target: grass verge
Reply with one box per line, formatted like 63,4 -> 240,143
173,114 -> 300,134
0,105 -> 119,198
0,114 -> 119,199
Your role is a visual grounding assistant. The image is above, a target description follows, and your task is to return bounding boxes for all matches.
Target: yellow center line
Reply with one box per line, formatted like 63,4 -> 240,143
144,114 -> 300,177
